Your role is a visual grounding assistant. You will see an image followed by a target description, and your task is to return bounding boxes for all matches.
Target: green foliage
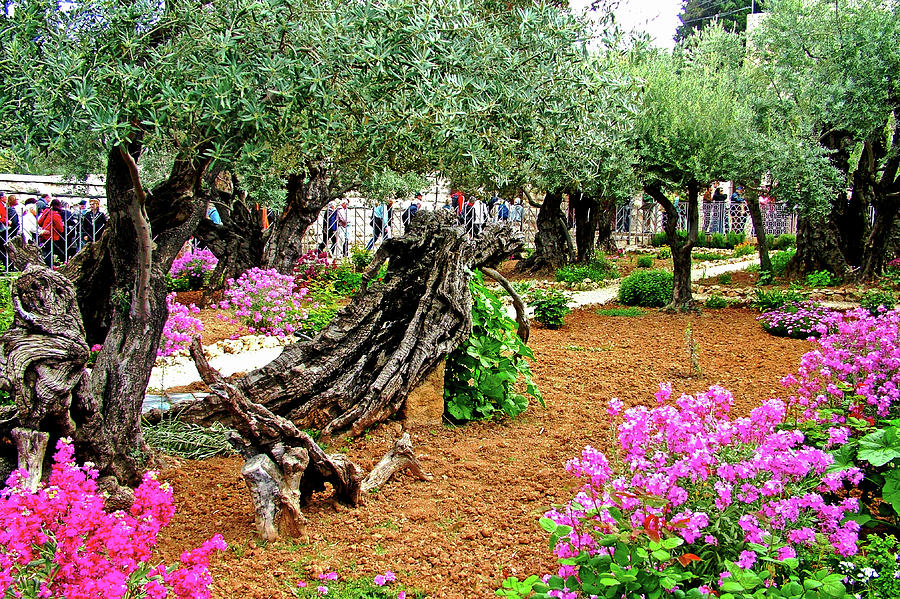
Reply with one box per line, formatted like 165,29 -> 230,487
860,290 -> 896,315
692,251 -> 728,262
751,288 -> 809,312
770,249 -> 796,277
653,230 -> 745,250
636,255 -> 654,268
836,535 -> 900,599
805,270 -> 835,288
618,270 -> 673,308
142,419 -> 235,460
0,276 -> 15,335
772,234 -> 797,251
528,288 -> 570,329
694,559 -> 851,599
732,242 -> 755,259
657,246 -> 672,260
444,272 -> 542,422
555,256 -> 618,284
301,289 -> 341,332
596,307 -> 645,317
717,272 -> 733,285
358,170 -> 429,203
350,246 -> 373,273
292,578 -> 422,599
326,263 -> 364,296
705,294 -> 730,309
498,516 -> 696,599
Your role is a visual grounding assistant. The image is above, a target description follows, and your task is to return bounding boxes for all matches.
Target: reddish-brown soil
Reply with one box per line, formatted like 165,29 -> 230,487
155,306 -> 813,599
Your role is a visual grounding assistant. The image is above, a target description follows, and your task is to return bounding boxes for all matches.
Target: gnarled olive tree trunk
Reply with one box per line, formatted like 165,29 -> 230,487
179,210 -> 524,439
517,189 -> 573,273
646,182 -> 699,310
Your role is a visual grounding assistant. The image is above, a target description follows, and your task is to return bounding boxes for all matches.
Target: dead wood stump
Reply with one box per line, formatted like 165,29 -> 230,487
189,339 -> 430,541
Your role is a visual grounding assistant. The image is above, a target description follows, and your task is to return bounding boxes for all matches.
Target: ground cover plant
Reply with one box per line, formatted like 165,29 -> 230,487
443,272 -> 542,421
501,384 -> 861,599
636,255 -> 654,268
168,247 -> 219,291
618,269 -> 673,307
528,288 -> 571,329
757,301 -> 837,339
159,293 -> 204,357
555,256 -> 618,285
217,267 -> 337,337
692,251 -> 728,262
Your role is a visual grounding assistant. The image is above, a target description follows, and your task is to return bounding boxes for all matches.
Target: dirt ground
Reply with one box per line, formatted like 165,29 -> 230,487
155,306 -> 812,599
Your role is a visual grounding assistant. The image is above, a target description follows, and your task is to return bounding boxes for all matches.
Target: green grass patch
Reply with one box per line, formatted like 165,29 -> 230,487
596,307 -> 646,317
292,578 -> 423,598
142,418 -> 236,460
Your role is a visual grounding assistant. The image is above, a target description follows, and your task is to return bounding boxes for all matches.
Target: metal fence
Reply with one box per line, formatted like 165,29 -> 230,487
0,207 -> 106,271
612,201 -> 797,246
0,199 -> 800,272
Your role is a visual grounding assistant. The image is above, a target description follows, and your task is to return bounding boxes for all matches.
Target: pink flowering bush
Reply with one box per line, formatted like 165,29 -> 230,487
537,384 -> 861,594
782,308 -> 900,423
758,301 -> 839,339
294,249 -> 337,288
158,293 -> 203,357
0,438 -> 225,598
218,268 -> 336,337
167,246 -> 218,291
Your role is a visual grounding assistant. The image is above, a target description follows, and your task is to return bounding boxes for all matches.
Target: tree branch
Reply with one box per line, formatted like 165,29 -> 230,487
482,267 -> 529,344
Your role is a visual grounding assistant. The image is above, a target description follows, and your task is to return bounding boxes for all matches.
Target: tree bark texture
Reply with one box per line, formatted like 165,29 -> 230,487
180,210 -> 524,440
744,194 -> 772,273
786,215 -> 849,280
262,167 -> 342,273
194,172 -> 266,296
646,182 -> 699,309
517,189 -> 572,273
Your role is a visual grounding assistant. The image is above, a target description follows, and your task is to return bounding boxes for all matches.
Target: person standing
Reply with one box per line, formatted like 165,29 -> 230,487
472,197 -> 488,236
336,199 -> 349,257
729,185 -> 746,234
38,199 -> 67,267
367,201 -> 387,250
510,197 -> 524,226
82,199 -> 108,244
21,199 -> 39,245
497,197 -> 510,222
5,194 -> 20,239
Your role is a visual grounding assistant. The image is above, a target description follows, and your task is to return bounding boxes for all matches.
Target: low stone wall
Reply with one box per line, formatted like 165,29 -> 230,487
694,284 -> 867,305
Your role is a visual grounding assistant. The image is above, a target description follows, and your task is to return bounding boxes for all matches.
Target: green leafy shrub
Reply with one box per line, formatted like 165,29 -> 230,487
837,535 -> 900,599
529,288 -> 570,329
772,233 -> 797,251
770,248 -> 796,277
636,255 -> 653,268
708,232 -> 727,248
725,231 -> 745,249
692,251 -> 728,262
717,272 -> 733,285
650,231 -> 670,247
618,270 -> 673,307
444,272 -> 542,421
657,245 -> 672,260
752,287 -> 809,312
327,263 -> 364,296
555,256 -> 618,284
805,269 -> 835,287
350,245 -> 373,272
860,290 -> 896,315
704,293 -> 730,309
733,241 -> 755,258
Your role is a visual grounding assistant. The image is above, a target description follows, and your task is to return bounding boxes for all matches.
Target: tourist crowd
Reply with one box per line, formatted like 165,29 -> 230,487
0,191 -> 108,268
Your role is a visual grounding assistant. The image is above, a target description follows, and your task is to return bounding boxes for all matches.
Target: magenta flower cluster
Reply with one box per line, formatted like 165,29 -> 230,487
294,249 -> 337,287
169,247 -> 219,280
782,307 -> 900,422
0,438 -> 225,598
757,301 -> 839,339
546,384 -> 862,588
158,293 -> 203,357
218,268 -> 315,337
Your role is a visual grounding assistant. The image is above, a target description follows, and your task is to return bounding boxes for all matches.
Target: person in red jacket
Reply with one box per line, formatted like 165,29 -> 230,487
37,199 -> 67,267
